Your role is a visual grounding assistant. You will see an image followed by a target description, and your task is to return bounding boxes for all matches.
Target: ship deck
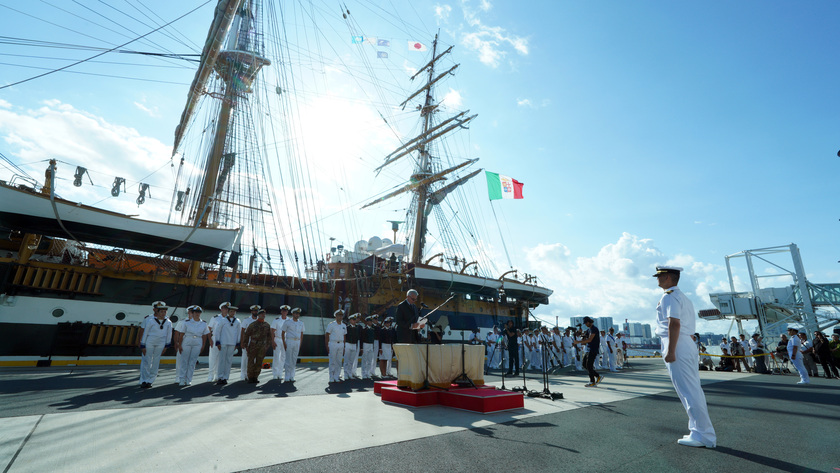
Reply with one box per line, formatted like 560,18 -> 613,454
0,359 -> 837,472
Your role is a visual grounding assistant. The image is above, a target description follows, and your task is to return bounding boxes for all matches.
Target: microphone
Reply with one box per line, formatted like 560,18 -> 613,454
421,303 -> 429,309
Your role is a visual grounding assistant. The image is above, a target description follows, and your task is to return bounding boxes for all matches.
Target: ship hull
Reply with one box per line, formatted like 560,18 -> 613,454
0,260 -> 538,361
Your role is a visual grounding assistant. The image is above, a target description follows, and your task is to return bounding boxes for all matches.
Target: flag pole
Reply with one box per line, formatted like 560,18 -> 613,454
490,200 -> 513,268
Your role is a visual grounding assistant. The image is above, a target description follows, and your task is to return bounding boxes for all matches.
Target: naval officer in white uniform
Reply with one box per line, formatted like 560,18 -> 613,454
654,265 -> 716,448
787,327 -> 810,384
207,303 -> 230,382
138,301 -> 172,388
270,305 -> 290,380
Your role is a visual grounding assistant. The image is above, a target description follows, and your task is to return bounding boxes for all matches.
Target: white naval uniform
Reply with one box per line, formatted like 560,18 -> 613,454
270,316 -> 287,379
361,328 -> 375,379
574,336 -> 583,370
282,319 -> 305,382
562,335 -> 575,367
207,314 -> 223,382
788,336 -> 810,384
599,335 -> 609,369
176,319 -> 209,384
486,332 -> 501,368
173,319 -> 185,383
239,316 -> 258,380
657,285 -> 716,448
606,334 -> 618,372
551,333 -> 563,366
325,321 -> 347,382
351,340 -> 360,375
215,316 -> 241,381
139,316 -> 173,385
529,334 -> 542,370
740,339 -> 753,368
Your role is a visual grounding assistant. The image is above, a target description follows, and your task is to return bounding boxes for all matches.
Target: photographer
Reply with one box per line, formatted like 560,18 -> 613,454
749,333 -> 769,374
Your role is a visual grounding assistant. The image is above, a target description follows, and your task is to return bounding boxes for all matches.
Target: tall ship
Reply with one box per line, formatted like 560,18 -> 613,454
0,0 -> 551,363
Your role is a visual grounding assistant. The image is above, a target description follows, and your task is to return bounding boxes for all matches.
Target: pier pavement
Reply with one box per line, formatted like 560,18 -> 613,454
0,359 -> 837,472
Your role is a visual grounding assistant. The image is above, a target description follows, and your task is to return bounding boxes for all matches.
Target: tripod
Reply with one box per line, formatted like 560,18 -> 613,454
534,337 -> 563,400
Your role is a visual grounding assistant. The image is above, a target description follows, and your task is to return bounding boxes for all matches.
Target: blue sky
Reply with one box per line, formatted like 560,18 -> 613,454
1,0 -> 839,334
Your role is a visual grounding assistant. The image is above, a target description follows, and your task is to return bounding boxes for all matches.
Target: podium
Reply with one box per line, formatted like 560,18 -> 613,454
394,344 -> 485,390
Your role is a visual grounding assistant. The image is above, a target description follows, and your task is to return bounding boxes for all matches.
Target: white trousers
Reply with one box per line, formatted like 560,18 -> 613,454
284,339 -> 301,381
216,345 -> 236,381
239,347 -> 249,380
608,351 -> 617,371
174,342 -> 183,382
370,341 -> 380,375
379,343 -> 393,363
177,338 -> 202,384
530,347 -> 542,369
563,348 -> 574,367
139,342 -> 165,384
343,342 -> 358,378
790,356 -> 810,384
663,335 -> 716,447
361,343 -> 375,378
207,339 -> 219,382
271,337 -> 286,379
351,342 -> 360,374
328,342 -> 344,381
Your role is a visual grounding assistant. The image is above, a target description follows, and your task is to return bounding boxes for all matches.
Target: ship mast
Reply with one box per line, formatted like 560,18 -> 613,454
409,35 -> 440,263
178,0 -> 270,280
363,35 -> 479,265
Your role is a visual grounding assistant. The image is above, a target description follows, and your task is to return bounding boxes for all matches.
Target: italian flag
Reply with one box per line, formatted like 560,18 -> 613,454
485,171 -> 524,200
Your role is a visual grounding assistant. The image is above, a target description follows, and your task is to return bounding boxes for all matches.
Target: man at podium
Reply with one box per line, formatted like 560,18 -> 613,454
396,289 -> 424,343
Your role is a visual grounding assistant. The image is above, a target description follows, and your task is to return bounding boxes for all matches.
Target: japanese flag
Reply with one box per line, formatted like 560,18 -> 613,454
408,41 -> 427,52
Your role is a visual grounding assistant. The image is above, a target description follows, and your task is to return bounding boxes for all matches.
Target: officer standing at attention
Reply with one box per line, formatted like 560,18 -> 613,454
270,305 -> 290,380
378,317 -> 396,378
207,303 -> 229,383
325,310 -> 347,383
139,301 -> 172,388
653,265 -> 717,448
175,305 -> 210,386
343,314 -> 361,379
360,316 -> 377,380
243,309 -> 272,383
607,328 -> 618,372
239,305 -> 261,381
214,304 -> 241,385
282,308 -> 305,382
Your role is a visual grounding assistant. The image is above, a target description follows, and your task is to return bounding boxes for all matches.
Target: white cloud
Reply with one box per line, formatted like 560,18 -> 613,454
516,98 -> 550,109
448,1 -> 528,68
442,88 -> 463,109
523,232 -> 728,332
0,99 -> 11,109
133,100 -> 160,118
0,100 -> 175,221
434,4 -> 452,22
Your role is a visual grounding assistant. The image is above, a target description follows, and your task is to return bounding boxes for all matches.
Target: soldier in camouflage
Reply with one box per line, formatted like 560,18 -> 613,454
243,309 -> 273,383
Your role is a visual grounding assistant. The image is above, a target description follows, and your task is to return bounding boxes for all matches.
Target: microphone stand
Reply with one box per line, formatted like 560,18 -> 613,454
418,295 -> 456,391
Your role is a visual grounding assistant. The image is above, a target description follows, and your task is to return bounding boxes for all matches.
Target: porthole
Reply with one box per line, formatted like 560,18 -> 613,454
170,315 -> 179,323
115,312 -> 126,321
52,308 -> 65,318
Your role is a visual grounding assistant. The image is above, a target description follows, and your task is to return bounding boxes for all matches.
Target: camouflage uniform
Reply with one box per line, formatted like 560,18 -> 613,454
244,320 -> 272,382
